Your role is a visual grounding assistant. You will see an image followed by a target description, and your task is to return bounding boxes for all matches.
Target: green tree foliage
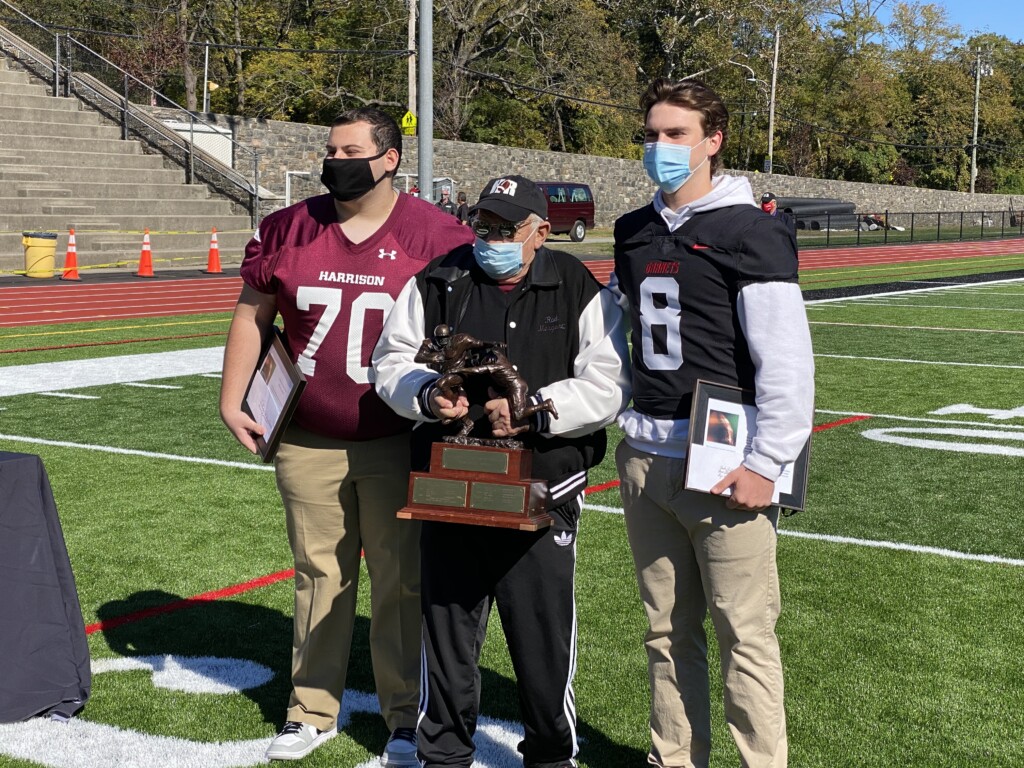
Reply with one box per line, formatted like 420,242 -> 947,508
13,0 -> 1024,191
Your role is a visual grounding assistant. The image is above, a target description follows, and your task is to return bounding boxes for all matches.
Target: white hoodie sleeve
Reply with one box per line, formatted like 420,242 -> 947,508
736,281 -> 815,479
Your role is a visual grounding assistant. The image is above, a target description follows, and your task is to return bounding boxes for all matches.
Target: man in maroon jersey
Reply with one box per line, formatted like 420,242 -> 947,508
219,108 -> 473,764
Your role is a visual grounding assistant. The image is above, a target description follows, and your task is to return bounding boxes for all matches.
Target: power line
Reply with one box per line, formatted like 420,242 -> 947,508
455,63 -> 640,112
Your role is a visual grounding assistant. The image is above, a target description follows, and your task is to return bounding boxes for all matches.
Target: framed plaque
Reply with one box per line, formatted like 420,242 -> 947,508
241,327 -> 306,463
684,380 -> 810,511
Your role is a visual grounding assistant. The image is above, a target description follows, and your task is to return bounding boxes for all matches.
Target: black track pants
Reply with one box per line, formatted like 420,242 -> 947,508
417,497 -> 582,768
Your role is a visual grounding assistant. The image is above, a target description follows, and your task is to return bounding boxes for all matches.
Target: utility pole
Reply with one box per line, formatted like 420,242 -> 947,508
407,0 -> 416,116
767,25 -> 779,175
417,0 -> 433,202
970,48 -> 982,194
202,40 -> 210,112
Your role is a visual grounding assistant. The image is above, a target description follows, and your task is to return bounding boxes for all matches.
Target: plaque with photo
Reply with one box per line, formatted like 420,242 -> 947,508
241,327 -> 306,463
685,380 -> 810,511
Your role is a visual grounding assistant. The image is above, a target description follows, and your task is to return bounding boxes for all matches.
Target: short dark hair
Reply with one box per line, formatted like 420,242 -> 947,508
640,78 -> 728,175
331,108 -> 403,174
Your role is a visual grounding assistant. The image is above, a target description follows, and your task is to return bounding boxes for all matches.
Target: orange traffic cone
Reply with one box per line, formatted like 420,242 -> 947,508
61,228 -> 81,281
203,227 -> 222,274
137,228 -> 156,278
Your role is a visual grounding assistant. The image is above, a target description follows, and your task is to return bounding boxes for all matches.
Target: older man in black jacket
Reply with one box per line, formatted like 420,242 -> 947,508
373,175 -> 630,768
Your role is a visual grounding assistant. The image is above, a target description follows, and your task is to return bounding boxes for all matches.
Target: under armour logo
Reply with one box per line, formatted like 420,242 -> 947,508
553,531 -> 574,547
378,249 -> 397,260
489,178 -> 518,196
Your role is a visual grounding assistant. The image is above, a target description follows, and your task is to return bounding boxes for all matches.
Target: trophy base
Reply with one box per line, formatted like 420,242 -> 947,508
398,443 -> 551,530
397,506 -> 553,531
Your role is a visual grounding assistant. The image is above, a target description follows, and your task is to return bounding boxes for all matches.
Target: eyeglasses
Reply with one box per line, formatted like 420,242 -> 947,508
470,219 -> 528,240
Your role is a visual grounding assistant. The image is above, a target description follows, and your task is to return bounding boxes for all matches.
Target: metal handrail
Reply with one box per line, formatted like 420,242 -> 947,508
58,33 -> 261,222
0,1 -> 262,225
0,0 -> 58,94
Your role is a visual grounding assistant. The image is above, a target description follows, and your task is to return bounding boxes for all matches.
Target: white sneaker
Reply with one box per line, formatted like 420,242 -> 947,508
265,720 -> 337,761
381,727 -> 419,767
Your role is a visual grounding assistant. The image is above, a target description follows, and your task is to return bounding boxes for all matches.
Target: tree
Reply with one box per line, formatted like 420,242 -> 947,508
431,0 -> 534,139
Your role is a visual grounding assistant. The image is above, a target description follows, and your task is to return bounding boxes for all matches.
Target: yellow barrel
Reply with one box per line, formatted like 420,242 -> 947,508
22,231 -> 58,278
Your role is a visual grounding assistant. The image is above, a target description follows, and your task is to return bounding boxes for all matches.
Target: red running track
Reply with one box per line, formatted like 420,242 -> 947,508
0,277 -> 245,327
3,238 -> 1024,326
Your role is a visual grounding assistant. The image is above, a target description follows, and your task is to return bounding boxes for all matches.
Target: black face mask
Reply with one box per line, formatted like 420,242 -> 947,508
320,150 -> 388,202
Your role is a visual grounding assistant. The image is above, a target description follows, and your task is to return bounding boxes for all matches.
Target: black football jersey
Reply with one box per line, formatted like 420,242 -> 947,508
613,203 -> 799,420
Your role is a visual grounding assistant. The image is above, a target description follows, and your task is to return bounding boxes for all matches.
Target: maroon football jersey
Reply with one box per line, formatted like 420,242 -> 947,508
241,192 -> 474,440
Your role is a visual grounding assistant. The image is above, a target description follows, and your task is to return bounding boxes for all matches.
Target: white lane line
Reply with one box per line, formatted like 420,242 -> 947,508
810,321 -> 1024,334
805,277 -> 1024,304
36,392 -> 101,400
122,383 -> 184,389
1,425 -> 1017,568
815,409 -> 1024,429
0,433 -> 273,472
0,347 -> 224,397
581,503 -> 1024,567
780,529 -> 1024,567
815,354 -> 1024,370
821,302 -> 1024,313
933,290 -> 1024,296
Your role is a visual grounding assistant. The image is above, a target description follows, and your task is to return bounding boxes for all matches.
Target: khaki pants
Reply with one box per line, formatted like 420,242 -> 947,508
274,427 -> 421,733
616,441 -> 787,768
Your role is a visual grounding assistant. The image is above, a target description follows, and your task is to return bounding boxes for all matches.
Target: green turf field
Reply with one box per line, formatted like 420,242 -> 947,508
0,276 -> 1022,767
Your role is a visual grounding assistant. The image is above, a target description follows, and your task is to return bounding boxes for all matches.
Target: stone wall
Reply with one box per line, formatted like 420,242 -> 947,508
149,109 -> 1022,226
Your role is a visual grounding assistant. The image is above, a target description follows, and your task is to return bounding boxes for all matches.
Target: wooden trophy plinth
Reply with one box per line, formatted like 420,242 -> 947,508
398,442 -> 552,531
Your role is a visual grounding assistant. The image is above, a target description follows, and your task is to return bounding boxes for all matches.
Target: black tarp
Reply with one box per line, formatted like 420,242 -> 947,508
0,452 -> 90,722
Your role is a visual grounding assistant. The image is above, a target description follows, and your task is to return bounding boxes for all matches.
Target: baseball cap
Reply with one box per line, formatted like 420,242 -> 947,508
469,176 -> 548,222
761,192 -> 776,203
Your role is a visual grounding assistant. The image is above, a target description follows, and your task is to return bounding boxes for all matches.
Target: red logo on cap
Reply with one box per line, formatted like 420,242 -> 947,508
490,178 -> 518,196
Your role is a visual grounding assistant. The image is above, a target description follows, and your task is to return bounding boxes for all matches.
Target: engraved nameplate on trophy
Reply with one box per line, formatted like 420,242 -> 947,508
398,443 -> 552,531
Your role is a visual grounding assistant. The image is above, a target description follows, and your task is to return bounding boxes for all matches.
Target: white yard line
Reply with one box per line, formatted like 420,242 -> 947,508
581,503 -> 1024,567
122,383 -> 184,389
0,426 -> 1018,568
779,529 -> 1024,567
836,302 -> 1024,312
815,354 -> 1024,370
805,276 -> 1024,305
0,347 -> 224,397
815,409 -> 1024,429
36,392 -> 101,400
810,321 -> 1024,334
0,433 -> 272,472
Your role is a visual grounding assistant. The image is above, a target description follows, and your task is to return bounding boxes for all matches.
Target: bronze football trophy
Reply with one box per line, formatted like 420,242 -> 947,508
397,325 -> 558,530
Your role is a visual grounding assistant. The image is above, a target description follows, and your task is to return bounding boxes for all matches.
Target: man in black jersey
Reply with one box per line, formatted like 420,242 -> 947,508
610,78 -> 814,768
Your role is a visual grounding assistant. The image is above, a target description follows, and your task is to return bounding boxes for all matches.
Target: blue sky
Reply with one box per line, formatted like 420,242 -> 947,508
931,0 -> 1024,41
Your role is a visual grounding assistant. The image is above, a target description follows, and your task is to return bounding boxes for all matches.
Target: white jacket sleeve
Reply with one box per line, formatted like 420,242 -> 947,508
371,276 -> 437,422
737,281 -> 815,479
534,287 -> 632,438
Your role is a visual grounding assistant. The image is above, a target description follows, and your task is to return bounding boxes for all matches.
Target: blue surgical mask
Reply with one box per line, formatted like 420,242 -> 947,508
643,138 -> 708,193
473,238 -> 523,280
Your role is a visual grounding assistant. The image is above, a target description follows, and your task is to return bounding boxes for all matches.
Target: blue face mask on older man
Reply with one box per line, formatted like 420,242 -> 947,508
472,239 -> 523,280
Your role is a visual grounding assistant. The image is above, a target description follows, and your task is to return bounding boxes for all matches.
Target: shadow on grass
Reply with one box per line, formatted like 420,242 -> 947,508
96,592 -> 646,765
96,590 -> 296,729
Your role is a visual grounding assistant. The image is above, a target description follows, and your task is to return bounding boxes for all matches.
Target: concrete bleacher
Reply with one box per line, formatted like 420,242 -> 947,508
0,54 -> 255,278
